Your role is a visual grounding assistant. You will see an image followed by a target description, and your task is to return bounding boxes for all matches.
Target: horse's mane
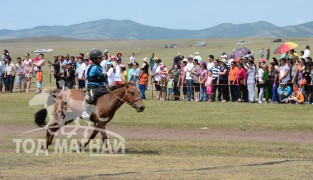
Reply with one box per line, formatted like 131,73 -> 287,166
110,82 -> 136,91
109,84 -> 126,91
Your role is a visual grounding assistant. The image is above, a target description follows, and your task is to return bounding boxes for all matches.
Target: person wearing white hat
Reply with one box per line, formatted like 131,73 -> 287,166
217,59 -> 229,102
194,52 -> 202,61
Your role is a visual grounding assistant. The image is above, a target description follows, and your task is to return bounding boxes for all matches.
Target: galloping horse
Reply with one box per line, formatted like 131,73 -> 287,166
34,83 -> 145,150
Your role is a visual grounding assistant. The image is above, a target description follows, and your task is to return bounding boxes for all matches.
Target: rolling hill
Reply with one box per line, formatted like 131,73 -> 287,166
0,19 -> 313,40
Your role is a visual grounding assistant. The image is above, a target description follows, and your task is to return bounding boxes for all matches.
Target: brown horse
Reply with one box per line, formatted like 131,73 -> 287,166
34,83 -> 145,150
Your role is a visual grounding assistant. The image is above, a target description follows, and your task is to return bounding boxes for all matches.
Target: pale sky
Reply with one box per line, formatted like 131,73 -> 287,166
1,0 -> 312,30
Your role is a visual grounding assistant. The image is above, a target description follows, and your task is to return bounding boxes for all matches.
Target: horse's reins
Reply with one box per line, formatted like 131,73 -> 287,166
104,84 -> 141,107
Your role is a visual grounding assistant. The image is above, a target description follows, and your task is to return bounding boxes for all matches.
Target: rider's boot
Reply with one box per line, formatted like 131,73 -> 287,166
81,91 -> 96,119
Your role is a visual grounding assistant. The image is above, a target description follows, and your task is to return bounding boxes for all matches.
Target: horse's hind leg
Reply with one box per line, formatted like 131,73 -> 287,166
80,123 -> 100,150
100,123 -> 108,144
44,122 -> 60,149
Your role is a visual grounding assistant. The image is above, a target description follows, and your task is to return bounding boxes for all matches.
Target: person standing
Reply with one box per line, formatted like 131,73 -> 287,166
141,58 -> 150,75
100,54 -> 108,74
139,69 -> 148,100
178,59 -> 187,101
23,53 -> 32,93
35,66 -> 43,94
167,73 -> 174,101
131,62 -> 140,90
158,64 -> 168,100
106,62 -> 115,88
15,57 -> 25,92
279,58 -> 291,88
127,63 -> 134,82
205,70 -> 213,102
304,46 -> 310,58
185,55 -> 194,101
263,65 -> 270,103
149,53 -> 155,72
207,55 -> 214,71
257,65 -> 265,104
192,59 -> 200,101
211,59 -> 220,102
151,59 -> 162,100
76,57 -> 86,90
48,56 -> 61,89
129,53 -> 136,65
4,58 -> 14,92
114,59 -> 123,87
266,47 -> 270,61
218,59 -> 229,102
228,61 -> 239,102
260,48 -> 264,59
141,58 -> 150,89
121,67 -> 127,84
236,63 -> 247,102
199,61 -> 208,102
246,60 -> 256,103
269,62 -> 279,103
171,64 -> 181,101
65,64 -> 75,89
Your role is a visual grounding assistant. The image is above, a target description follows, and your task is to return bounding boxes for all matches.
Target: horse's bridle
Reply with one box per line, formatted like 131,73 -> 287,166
106,85 -> 141,107
124,89 -> 142,105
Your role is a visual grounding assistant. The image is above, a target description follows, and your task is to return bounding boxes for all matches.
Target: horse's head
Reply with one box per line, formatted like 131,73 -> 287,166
124,82 -> 145,112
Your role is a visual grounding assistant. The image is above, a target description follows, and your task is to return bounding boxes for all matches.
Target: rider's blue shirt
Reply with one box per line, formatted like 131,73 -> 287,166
87,65 -> 107,87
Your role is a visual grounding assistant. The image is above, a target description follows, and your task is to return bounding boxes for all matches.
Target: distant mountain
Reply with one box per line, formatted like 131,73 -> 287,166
0,19 -> 313,40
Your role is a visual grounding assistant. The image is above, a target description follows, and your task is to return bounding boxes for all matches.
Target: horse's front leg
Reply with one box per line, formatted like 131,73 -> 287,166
80,123 -> 101,151
99,121 -> 112,150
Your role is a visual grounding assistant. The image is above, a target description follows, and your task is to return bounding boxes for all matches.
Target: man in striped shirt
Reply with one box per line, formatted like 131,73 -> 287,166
211,59 -> 220,102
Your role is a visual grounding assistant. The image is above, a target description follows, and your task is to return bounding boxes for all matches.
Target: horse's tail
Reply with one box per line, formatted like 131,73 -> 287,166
34,108 -> 47,127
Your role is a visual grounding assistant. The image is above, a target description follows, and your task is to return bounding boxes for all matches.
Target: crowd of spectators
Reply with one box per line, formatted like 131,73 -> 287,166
1,46 -> 312,105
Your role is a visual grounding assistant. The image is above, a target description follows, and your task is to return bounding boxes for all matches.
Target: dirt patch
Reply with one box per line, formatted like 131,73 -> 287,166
1,124 -> 313,144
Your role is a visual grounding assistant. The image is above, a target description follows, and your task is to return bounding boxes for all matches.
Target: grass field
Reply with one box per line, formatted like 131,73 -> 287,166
1,37 -> 313,179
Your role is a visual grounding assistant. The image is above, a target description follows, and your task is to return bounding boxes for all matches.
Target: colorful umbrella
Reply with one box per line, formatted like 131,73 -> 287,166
273,42 -> 298,54
230,47 -> 250,59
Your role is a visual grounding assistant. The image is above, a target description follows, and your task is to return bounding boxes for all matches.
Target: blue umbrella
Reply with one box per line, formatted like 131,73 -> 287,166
230,47 -> 250,59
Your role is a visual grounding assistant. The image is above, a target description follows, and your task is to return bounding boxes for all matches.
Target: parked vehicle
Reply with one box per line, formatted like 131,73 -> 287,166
33,48 -> 53,53
236,41 -> 252,45
272,39 -> 283,43
195,41 -> 207,46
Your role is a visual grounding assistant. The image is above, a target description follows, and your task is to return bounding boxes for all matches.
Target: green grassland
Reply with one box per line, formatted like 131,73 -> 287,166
1,37 -> 313,179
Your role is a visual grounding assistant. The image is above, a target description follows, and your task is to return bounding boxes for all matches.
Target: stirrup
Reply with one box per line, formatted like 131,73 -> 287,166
86,97 -> 96,105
